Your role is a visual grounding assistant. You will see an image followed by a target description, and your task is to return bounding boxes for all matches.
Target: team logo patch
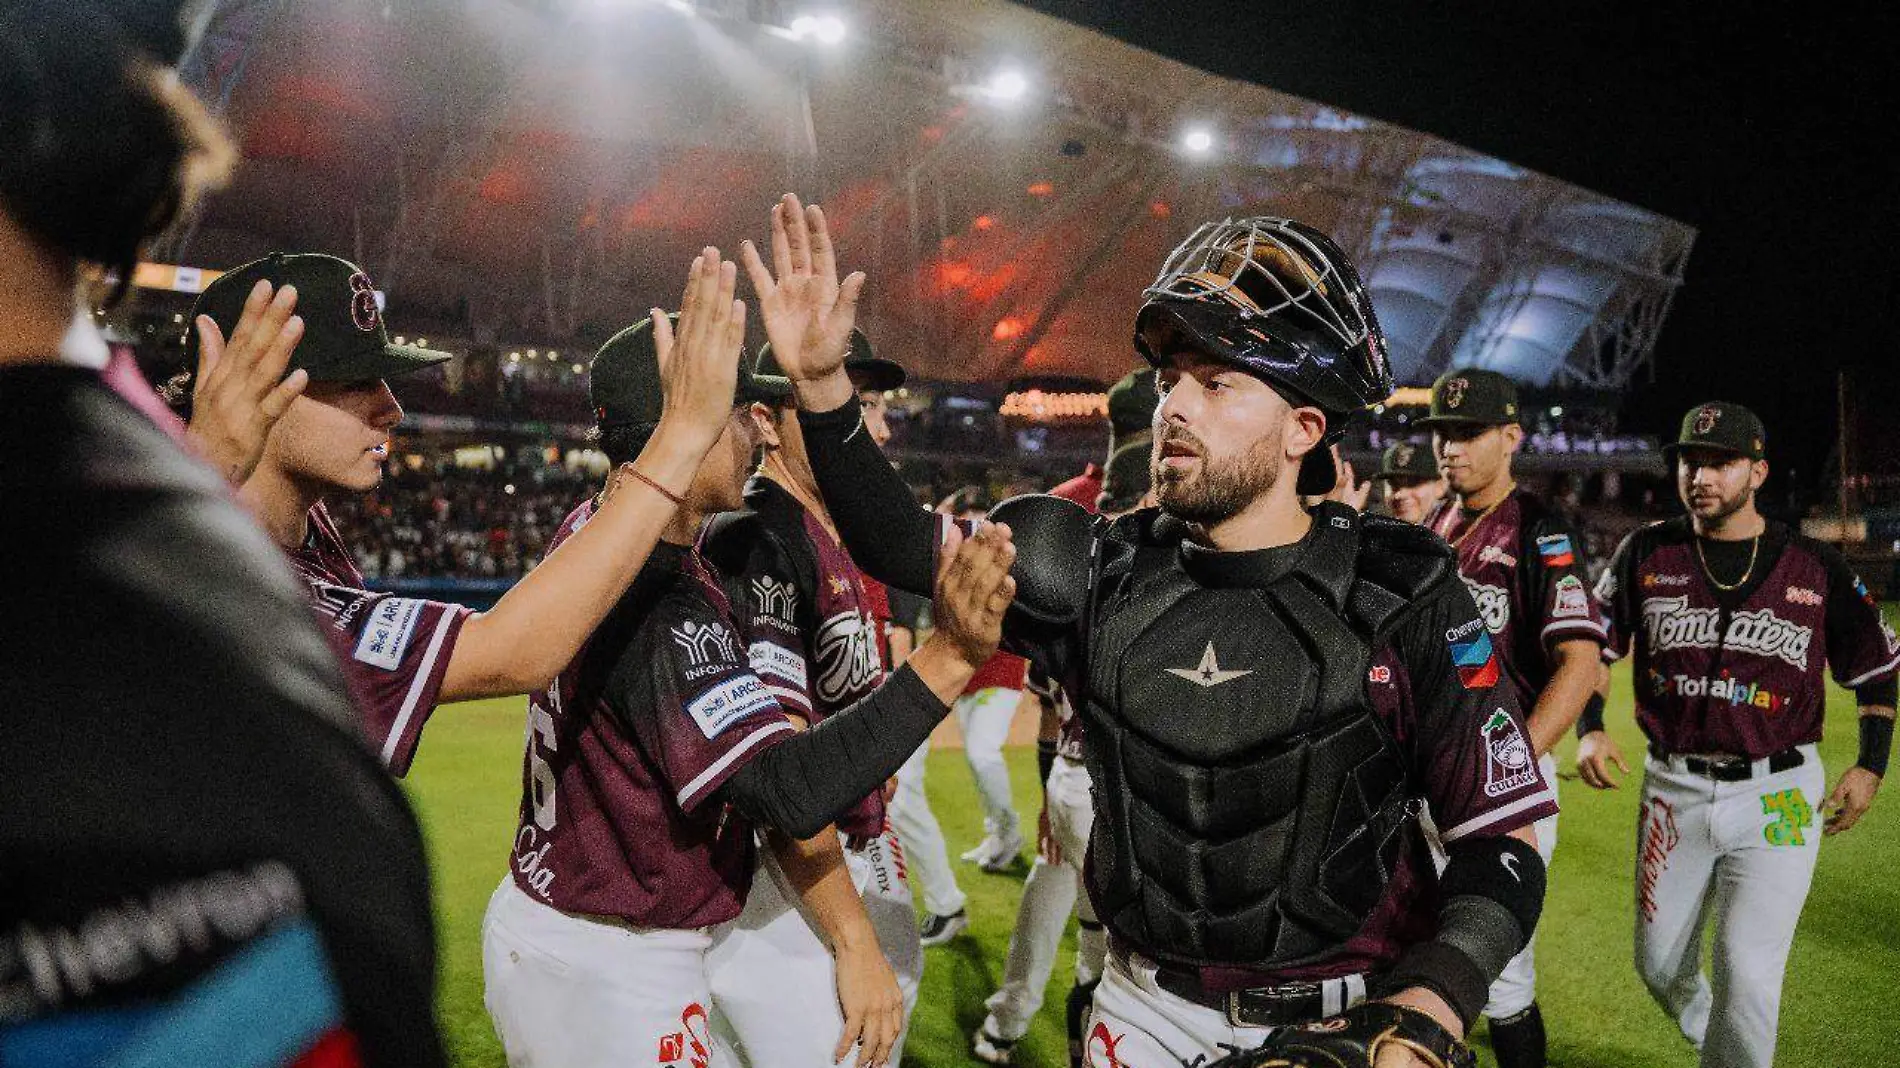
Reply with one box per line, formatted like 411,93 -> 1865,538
1641,572 -> 1691,588
658,1003 -> 712,1068
1447,619 -> 1501,689
347,271 -> 380,332
1536,532 -> 1575,568
1394,443 -> 1416,468
1693,405 -> 1721,435
814,610 -> 882,704
1087,1021 -> 1129,1068
685,674 -> 776,739
1443,377 -> 1468,409
747,640 -> 807,690
353,596 -> 424,671
1480,707 -> 1536,798
1368,664 -> 1393,684
1785,585 -> 1823,607
1552,574 -> 1591,619
1463,579 -> 1511,634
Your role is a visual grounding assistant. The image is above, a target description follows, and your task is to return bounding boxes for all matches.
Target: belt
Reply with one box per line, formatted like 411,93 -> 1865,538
1149,962 -> 1368,1028
1650,744 -> 1804,782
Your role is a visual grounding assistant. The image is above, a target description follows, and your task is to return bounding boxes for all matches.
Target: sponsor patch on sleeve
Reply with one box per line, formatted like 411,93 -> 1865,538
1536,532 -> 1575,568
685,674 -> 780,740
748,640 -> 808,689
1447,618 -> 1502,689
1552,574 -> 1591,619
352,597 -> 425,671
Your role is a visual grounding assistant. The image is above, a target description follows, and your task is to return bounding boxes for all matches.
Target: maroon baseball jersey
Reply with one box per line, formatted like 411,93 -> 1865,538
701,477 -> 890,840
1596,517 -> 1900,758
1427,489 -> 1606,712
506,499 -> 798,929
289,502 -> 470,776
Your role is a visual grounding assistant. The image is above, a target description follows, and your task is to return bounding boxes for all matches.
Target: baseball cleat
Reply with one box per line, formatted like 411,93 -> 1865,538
979,827 -> 1026,873
960,834 -> 1003,864
918,908 -> 968,947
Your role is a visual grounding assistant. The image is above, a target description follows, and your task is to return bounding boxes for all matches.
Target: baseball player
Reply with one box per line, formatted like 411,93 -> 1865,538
183,250 -> 748,776
974,412 -> 1156,1067
1581,401 -> 1897,1068
2,7 -> 442,1063
482,304 -> 1019,1068
957,640 -> 1031,872
696,332 -> 923,1066
763,195 -> 1554,1068
1418,369 -> 1607,1068
1369,440 -> 1447,523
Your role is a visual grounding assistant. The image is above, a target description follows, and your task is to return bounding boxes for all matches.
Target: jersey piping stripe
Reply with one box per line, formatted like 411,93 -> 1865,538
676,719 -> 797,811
1541,618 -> 1608,641
380,608 -> 463,767
764,685 -> 810,711
1439,785 -> 1557,844
1842,646 -> 1900,689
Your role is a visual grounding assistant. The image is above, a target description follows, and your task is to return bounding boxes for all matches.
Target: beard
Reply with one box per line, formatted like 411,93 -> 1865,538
1153,426 -> 1284,526
1685,480 -> 1752,524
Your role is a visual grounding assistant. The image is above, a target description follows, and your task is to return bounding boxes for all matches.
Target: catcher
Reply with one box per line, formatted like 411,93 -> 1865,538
757,192 -> 1553,1068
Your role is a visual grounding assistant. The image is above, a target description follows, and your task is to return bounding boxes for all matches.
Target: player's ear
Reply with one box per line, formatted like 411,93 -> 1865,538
1285,404 -> 1327,461
1751,458 -> 1769,490
1502,422 -> 1524,452
747,401 -> 781,449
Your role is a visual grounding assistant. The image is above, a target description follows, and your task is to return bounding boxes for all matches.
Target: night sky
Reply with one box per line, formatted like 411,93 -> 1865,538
1016,1 -> 1900,510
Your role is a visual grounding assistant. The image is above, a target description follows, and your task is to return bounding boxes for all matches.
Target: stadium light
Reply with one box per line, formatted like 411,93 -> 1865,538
789,13 -> 847,45
987,69 -> 1028,102
1182,127 -> 1215,154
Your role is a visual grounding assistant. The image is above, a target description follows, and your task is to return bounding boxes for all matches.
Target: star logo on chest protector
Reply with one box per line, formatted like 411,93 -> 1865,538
1165,643 -> 1254,687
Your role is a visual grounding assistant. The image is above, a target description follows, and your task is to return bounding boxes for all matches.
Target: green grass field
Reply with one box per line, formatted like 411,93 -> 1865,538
406,658 -> 1900,1067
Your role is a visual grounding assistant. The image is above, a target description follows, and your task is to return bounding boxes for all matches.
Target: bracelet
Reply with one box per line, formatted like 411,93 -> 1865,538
1857,714 -> 1893,777
622,464 -> 685,507
1575,692 -> 1607,738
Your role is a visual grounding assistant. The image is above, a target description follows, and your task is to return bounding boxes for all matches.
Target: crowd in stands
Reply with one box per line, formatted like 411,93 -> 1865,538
333,459 -> 595,581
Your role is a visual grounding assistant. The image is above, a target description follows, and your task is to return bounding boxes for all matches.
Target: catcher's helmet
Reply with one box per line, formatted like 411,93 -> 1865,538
1134,217 -> 1392,423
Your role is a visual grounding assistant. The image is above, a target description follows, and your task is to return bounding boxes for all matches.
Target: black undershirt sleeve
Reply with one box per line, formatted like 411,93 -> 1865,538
799,400 -> 942,597
720,664 -> 950,839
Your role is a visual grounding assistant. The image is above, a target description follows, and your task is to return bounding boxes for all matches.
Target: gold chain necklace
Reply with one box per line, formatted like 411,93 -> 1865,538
1695,534 -> 1760,592
1444,483 -> 1515,548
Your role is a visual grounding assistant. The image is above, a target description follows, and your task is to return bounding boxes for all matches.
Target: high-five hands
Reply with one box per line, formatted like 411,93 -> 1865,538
651,248 -> 747,455
742,193 -> 865,410
184,279 -> 308,485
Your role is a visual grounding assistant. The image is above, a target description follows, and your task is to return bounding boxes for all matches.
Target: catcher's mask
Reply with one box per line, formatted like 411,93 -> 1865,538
1135,217 -> 1393,495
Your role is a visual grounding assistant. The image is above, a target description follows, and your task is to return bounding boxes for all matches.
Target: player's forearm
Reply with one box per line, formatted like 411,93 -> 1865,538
440,425 -> 705,700
1857,705 -> 1895,776
798,397 -> 940,597
724,663 -> 958,839
765,826 -> 878,954
1526,641 -> 1603,757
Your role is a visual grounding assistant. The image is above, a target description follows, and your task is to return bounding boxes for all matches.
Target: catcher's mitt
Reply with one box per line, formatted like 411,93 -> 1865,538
1204,1003 -> 1475,1068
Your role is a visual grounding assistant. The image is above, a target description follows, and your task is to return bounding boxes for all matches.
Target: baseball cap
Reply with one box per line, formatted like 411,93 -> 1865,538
590,314 -> 790,429
1107,368 -> 1160,441
1416,367 -> 1520,428
191,253 -> 452,381
1662,401 -> 1766,462
757,329 -> 906,393
1098,440 -> 1153,514
1369,440 -> 1442,483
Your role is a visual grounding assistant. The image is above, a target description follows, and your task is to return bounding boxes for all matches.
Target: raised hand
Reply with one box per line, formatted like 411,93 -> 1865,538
1323,445 -> 1372,510
929,522 -> 1017,669
652,248 -> 746,455
741,193 -> 865,392
184,279 -> 307,485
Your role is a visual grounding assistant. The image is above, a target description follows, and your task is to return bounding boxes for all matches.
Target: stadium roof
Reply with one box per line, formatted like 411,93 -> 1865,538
165,0 -> 1693,390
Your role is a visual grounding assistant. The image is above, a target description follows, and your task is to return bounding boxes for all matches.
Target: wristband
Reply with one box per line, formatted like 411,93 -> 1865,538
1037,739 -> 1057,785
1575,692 -> 1606,738
1857,714 -> 1893,777
623,464 -> 685,507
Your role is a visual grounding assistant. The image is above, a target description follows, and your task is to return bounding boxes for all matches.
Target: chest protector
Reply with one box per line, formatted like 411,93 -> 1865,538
1079,504 -> 1451,969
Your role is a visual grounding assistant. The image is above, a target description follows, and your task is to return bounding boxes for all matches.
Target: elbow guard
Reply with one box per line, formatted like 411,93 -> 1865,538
988,493 -> 1095,626
1381,834 -> 1547,1029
